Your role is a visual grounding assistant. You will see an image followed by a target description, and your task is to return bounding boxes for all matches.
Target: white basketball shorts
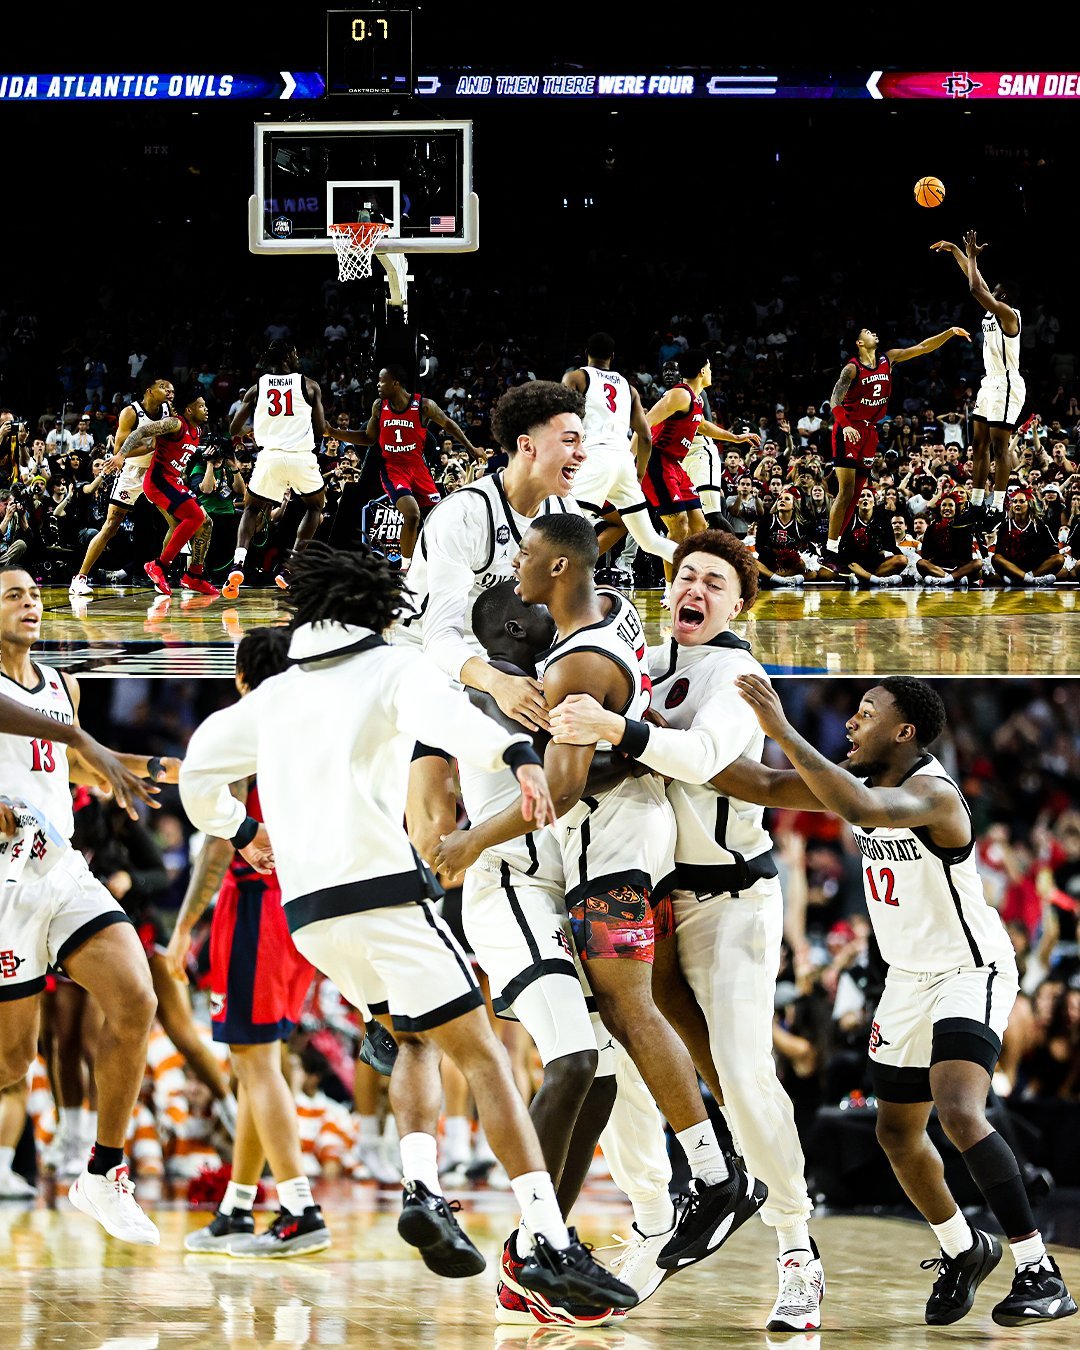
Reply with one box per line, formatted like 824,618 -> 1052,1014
248,448 -> 325,504
973,376 -> 1026,430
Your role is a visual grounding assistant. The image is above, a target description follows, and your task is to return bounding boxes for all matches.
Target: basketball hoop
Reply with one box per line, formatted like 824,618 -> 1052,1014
328,221 -> 391,282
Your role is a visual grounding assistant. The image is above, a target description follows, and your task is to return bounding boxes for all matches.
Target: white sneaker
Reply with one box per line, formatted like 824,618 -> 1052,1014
0,1166 -> 36,1198
767,1249 -> 826,1331
68,574 -> 93,597
606,1222 -> 676,1302
356,1140 -> 401,1186
68,1165 -> 160,1245
212,1094 -> 239,1139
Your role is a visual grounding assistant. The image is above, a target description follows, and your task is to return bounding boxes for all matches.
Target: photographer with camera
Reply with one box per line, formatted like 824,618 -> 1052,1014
0,412 -> 27,484
0,484 -> 31,566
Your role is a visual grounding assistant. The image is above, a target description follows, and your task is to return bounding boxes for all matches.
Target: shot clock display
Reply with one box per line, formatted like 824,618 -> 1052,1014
326,9 -> 413,96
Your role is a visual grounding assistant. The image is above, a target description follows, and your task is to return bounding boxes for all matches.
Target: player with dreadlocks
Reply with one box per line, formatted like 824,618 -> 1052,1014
179,542 -> 638,1315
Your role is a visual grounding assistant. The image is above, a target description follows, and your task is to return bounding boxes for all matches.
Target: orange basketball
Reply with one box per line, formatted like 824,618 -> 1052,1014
914,176 -> 946,208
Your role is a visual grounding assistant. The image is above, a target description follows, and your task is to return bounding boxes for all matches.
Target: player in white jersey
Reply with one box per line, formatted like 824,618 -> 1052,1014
548,529 -> 823,1331
733,675 -> 1076,1330
0,565 -> 179,1246
561,333 -> 676,565
435,513 -> 768,1296
68,376 -> 176,597
178,542 -> 636,1317
224,339 -> 327,597
932,231 -> 1026,525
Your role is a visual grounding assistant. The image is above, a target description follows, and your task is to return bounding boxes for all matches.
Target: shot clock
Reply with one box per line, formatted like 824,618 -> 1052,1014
326,9 -> 414,96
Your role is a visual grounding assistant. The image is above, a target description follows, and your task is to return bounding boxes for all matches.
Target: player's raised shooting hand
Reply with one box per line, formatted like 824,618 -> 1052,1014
930,240 -> 961,256
433,827 -> 482,876
515,762 -> 555,828
491,669 -> 550,733
734,673 -> 791,742
70,729 -> 160,818
549,693 -> 621,746
963,230 -> 988,257
950,327 -> 972,342
239,823 -> 275,874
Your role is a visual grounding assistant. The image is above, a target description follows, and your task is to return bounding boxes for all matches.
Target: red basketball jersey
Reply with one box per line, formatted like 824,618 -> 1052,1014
228,781 -> 277,884
651,383 -> 704,461
841,355 -> 891,426
152,414 -> 201,484
379,392 -> 426,460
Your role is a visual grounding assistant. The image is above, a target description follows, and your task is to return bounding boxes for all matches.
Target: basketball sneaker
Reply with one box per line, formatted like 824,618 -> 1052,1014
356,1138 -> 402,1186
184,1208 -> 255,1253
991,1254 -> 1077,1327
228,1205 -> 330,1258
274,568 -> 292,591
143,559 -> 172,596
68,1164 -> 161,1246
358,1023 -> 398,1077
605,1222 -> 676,1303
222,568 -> 245,601
397,1179 -> 486,1277
181,572 -> 221,597
921,1228 -> 1001,1324
517,1228 -> 638,1313
767,1240 -> 826,1332
0,1166 -> 36,1198
68,574 -> 93,597
496,1281 -> 566,1325
657,1161 -> 768,1271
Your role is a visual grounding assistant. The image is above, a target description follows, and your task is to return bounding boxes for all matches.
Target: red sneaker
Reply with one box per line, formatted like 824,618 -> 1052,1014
181,573 -> 220,597
143,560 -> 171,596
495,1281 -> 563,1326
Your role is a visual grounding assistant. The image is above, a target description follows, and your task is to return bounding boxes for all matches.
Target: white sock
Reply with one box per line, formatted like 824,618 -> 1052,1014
59,1107 -> 77,1135
826,538 -> 839,554
473,1125 -> 495,1164
358,1115 -> 380,1143
277,1175 -> 314,1216
930,1208 -> 975,1258
510,1171 -> 569,1251
80,1108 -> 97,1145
220,1180 -> 258,1215
632,1193 -> 676,1236
777,1221 -> 812,1261
676,1120 -> 729,1186
1009,1233 -> 1048,1269
992,490 -> 1005,510
971,489 -> 985,506
443,1115 -> 470,1161
0,1145 -> 14,1173
233,547 -> 247,566
399,1131 -> 440,1194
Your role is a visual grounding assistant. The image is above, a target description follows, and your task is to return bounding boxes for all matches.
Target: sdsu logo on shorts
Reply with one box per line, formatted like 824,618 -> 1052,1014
665,677 -> 690,709
868,1020 -> 889,1053
209,991 -> 227,1018
495,524 -> 511,545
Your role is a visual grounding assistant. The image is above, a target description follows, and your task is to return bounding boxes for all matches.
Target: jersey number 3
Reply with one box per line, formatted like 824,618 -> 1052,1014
865,865 -> 898,907
265,388 -> 295,417
30,738 -> 56,773
603,382 -> 618,413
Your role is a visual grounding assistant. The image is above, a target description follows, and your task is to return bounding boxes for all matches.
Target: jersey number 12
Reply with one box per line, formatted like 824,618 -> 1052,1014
865,865 -> 898,906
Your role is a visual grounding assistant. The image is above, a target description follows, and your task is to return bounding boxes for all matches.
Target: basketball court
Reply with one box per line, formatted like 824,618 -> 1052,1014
3,1183 -> 1078,1347
36,583 -> 1078,676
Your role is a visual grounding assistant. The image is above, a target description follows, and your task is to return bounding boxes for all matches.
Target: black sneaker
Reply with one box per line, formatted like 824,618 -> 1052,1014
921,1229 -> 1001,1324
358,1022 -> 399,1077
656,1160 -> 768,1271
184,1207 -> 255,1253
228,1205 -> 331,1258
518,1228 -> 638,1312
992,1254 -> 1078,1327
397,1179 -> 486,1277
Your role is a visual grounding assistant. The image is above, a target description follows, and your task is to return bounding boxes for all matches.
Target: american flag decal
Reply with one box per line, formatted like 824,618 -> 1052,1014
429,215 -> 456,233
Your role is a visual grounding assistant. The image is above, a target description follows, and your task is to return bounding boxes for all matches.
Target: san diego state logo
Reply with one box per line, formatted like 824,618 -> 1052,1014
665,677 -> 689,709
868,1021 -> 890,1054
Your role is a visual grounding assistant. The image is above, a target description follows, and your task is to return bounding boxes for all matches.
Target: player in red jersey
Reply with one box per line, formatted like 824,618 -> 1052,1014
166,627 -> 329,1257
642,349 -> 760,582
115,390 -> 218,597
825,326 -> 969,560
338,365 -> 485,564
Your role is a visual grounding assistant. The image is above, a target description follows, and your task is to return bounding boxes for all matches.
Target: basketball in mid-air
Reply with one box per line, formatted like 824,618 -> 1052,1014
914,176 -> 945,208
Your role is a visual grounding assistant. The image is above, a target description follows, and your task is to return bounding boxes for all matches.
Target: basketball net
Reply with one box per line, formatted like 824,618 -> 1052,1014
328,221 -> 391,282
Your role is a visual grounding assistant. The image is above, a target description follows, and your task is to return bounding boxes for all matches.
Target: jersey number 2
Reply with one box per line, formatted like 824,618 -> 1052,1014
865,865 -> 898,906
30,739 -> 56,773
266,388 -> 294,417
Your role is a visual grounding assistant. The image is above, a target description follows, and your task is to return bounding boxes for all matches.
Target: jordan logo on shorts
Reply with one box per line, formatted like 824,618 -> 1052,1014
0,949 -> 26,979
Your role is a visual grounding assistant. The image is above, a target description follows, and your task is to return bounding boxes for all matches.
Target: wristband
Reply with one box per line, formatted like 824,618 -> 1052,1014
503,742 -> 543,774
231,816 -> 259,849
147,755 -> 165,780
831,404 -> 849,427
619,718 -> 651,759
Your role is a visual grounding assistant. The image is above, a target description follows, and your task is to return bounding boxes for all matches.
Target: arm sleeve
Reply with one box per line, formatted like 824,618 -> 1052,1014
178,696 -> 260,841
632,680 -> 762,784
391,654 -> 532,774
419,496 -> 489,682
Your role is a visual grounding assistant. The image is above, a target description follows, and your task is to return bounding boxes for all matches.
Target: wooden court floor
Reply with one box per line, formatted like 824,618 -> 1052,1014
1,1184 -> 1078,1346
35,583 -> 1080,677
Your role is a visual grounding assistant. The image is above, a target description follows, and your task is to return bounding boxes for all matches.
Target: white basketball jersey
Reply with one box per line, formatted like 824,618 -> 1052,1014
849,755 -> 1012,973
399,471 -> 582,654
0,663 -> 76,878
253,371 -> 314,452
458,731 -> 563,882
580,366 -> 632,453
981,309 -> 1022,383
125,399 -> 168,470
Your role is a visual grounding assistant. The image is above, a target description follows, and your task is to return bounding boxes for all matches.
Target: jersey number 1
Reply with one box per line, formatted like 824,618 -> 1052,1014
30,739 -> 56,773
865,865 -> 898,906
266,388 -> 294,417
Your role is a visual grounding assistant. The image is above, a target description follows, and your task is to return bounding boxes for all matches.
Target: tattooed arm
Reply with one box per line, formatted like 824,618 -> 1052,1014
830,364 -> 861,444
118,415 -> 182,462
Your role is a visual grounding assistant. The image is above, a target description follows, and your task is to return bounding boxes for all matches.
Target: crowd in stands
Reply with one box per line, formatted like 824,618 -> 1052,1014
3,678 -> 1078,1205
